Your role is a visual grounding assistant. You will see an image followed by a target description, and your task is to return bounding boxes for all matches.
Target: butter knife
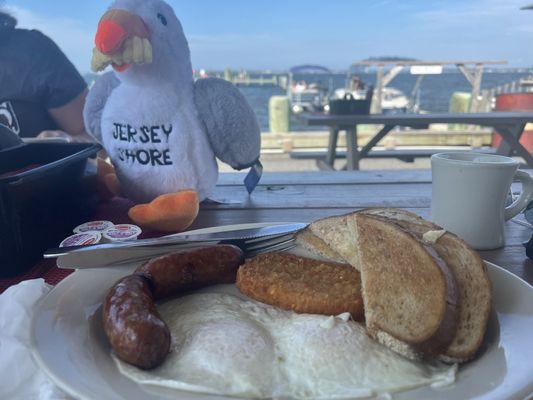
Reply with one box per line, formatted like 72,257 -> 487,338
46,223 -> 307,269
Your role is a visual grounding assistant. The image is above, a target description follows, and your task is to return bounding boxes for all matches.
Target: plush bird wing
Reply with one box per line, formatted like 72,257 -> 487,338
194,78 -> 262,193
83,72 -> 121,142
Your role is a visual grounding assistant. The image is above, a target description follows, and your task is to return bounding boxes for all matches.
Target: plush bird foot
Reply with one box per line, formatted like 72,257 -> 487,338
128,190 -> 199,232
97,158 -> 122,200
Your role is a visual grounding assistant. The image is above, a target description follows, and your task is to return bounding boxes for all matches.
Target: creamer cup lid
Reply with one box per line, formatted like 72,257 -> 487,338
103,224 -> 142,241
74,220 -> 114,233
60,232 -> 101,248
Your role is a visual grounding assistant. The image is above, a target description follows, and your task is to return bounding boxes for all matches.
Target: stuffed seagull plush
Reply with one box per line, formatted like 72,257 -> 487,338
84,0 -> 262,232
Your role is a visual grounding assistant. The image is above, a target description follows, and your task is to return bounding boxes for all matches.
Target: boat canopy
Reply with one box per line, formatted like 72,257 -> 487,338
289,65 -> 331,74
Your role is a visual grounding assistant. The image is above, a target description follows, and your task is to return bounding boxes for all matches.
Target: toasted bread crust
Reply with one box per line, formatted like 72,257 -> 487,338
353,214 -> 458,358
410,244 -> 458,358
295,229 -> 347,263
359,208 -> 492,362
236,252 -> 364,319
308,214 -> 361,268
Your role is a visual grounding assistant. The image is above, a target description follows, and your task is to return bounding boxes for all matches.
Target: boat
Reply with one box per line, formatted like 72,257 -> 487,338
381,87 -> 410,113
287,65 -> 331,114
330,86 -> 410,114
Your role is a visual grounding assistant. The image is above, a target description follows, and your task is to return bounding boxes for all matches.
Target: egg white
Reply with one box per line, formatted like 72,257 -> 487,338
113,287 -> 456,399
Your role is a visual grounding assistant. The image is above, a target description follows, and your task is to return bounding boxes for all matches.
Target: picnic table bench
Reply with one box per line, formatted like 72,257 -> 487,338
297,112 -> 533,170
1,170 -> 530,292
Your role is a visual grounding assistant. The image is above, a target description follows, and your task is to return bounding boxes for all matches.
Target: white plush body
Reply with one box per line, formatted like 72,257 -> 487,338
101,83 -> 217,203
84,0 -> 261,205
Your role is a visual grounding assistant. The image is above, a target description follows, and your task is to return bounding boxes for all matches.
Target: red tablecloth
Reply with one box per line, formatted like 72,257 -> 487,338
0,197 -> 151,294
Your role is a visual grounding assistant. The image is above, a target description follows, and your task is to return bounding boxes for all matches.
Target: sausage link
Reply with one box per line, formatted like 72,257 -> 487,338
103,245 -> 244,369
135,245 -> 245,300
102,274 -> 170,369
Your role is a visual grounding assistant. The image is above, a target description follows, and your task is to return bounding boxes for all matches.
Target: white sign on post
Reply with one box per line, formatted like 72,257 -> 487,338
410,65 -> 443,75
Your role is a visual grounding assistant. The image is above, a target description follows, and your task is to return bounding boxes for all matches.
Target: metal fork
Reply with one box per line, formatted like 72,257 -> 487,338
112,235 -> 296,266
57,231 -> 298,269
242,234 -> 297,258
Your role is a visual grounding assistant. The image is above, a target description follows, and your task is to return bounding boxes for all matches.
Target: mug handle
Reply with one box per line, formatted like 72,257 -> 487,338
505,170 -> 533,220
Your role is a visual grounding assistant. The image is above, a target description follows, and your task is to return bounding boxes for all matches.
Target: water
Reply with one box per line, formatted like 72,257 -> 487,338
237,71 -> 531,131
84,71 -> 532,132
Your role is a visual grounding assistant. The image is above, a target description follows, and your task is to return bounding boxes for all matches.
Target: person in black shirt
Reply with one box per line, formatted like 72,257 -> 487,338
0,11 -> 94,142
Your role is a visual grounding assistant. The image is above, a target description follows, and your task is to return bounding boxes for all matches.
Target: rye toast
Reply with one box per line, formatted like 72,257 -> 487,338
359,208 -> 492,362
352,213 -> 458,360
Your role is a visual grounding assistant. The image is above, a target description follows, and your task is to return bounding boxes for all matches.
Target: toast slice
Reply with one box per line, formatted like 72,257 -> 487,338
352,213 -> 458,360
305,214 -> 361,268
359,208 -> 492,362
295,229 -> 347,264
236,252 -> 364,319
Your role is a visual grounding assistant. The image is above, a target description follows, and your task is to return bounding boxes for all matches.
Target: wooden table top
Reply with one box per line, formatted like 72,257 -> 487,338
194,170 -> 533,285
303,111 -> 533,127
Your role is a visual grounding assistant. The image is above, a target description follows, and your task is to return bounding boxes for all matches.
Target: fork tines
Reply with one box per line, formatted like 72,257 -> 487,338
241,234 -> 296,258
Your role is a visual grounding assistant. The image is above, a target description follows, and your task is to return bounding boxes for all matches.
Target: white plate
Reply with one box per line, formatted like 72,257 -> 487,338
31,224 -> 533,400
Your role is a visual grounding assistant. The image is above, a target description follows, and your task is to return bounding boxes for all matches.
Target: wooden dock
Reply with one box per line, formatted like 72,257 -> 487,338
221,68 -> 287,87
231,76 -> 280,86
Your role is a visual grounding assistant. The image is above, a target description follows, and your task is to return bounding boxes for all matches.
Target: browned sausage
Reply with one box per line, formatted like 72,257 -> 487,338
135,245 -> 245,300
103,245 -> 244,369
102,274 -> 170,369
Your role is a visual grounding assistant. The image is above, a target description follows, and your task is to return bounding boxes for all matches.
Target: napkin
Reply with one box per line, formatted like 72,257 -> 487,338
0,279 -> 67,400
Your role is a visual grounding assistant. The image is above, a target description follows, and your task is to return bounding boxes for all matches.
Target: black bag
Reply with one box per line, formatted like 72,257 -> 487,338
0,140 -> 101,277
329,87 -> 374,115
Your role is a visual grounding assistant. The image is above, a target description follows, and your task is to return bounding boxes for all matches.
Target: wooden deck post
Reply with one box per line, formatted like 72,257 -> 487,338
456,63 -> 485,112
375,66 -> 384,114
374,65 -> 404,114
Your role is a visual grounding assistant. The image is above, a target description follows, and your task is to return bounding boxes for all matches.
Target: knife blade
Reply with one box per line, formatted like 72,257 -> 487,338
45,223 -> 308,258
48,223 -> 308,269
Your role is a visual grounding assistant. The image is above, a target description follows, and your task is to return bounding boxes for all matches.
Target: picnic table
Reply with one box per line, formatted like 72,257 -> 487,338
1,170 -> 531,292
298,112 -> 533,170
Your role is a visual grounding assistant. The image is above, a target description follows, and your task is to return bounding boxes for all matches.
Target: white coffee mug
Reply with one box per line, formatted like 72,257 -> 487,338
431,152 -> 533,250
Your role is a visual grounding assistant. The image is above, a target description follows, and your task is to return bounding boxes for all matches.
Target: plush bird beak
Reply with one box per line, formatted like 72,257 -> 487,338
91,9 -> 153,73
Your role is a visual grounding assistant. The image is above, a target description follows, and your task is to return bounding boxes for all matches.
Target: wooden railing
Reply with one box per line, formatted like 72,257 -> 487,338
478,74 -> 533,112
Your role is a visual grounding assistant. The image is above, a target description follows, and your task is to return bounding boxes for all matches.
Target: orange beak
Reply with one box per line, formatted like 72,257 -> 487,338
95,9 -> 150,72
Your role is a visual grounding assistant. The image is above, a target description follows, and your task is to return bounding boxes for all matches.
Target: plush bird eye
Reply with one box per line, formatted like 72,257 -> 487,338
157,13 -> 167,26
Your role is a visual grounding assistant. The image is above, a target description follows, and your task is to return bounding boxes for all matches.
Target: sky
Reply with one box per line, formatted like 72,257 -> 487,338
2,0 -> 533,73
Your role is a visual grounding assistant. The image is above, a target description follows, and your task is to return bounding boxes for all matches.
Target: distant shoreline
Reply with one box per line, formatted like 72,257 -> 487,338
83,67 -> 532,77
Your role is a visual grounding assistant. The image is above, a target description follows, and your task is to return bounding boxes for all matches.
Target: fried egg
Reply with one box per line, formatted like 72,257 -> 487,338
114,288 -> 456,399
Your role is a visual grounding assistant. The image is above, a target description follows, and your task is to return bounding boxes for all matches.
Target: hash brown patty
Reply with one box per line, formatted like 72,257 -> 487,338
236,252 -> 363,319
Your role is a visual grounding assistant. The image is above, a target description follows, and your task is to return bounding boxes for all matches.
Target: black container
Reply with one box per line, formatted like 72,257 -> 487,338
329,87 -> 374,116
0,141 -> 101,278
